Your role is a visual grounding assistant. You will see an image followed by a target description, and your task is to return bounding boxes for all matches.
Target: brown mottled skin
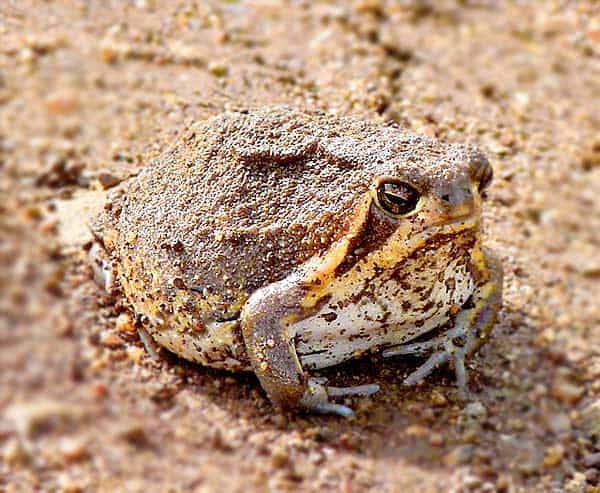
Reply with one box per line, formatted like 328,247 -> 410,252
90,107 -> 503,416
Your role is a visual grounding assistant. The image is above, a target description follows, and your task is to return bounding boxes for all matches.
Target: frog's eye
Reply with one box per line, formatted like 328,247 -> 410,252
376,180 -> 420,216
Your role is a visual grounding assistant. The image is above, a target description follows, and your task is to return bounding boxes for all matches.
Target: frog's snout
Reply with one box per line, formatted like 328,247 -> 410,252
435,178 -> 481,223
435,152 -> 491,220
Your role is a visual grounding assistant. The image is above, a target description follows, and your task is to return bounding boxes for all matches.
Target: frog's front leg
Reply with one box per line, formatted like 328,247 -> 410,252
241,276 -> 379,417
383,248 -> 503,395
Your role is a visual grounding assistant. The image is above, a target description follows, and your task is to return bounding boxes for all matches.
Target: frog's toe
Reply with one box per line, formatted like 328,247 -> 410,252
300,379 -> 379,417
137,327 -> 160,360
88,242 -> 114,292
401,344 -> 468,391
313,402 -> 355,417
402,350 -> 450,386
327,383 -> 380,398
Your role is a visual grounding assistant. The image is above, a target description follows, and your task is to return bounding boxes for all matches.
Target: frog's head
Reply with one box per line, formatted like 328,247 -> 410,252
304,136 -> 494,283
297,139 -> 495,368
301,136 -> 493,321
369,143 -> 493,243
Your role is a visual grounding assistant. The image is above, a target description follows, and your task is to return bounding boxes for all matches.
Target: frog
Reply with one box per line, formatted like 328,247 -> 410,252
89,106 -> 503,416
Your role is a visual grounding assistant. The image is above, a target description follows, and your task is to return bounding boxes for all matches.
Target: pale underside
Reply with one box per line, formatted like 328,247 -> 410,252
144,236 -> 476,373
294,244 -> 475,369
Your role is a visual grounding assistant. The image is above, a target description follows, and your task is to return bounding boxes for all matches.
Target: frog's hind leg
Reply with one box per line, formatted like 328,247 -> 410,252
383,249 -> 503,396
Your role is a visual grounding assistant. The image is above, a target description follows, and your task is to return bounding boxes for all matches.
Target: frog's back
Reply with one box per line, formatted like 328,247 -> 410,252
96,108 -> 379,320
94,108 -> 471,323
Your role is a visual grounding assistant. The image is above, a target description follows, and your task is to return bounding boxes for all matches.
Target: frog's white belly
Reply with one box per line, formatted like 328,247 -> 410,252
294,251 -> 475,370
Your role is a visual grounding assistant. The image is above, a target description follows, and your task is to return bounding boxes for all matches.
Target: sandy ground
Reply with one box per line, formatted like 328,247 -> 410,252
1,1 -> 600,492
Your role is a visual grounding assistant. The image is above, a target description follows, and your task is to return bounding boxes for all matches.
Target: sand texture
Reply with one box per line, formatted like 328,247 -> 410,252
1,1 -> 599,492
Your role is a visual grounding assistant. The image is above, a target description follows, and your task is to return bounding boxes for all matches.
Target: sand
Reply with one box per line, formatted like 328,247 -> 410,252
1,1 -> 599,491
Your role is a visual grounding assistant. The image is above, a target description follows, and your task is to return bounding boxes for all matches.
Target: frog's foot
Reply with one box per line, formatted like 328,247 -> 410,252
382,324 -> 474,396
88,242 -> 114,292
137,327 -> 160,360
300,378 -> 380,417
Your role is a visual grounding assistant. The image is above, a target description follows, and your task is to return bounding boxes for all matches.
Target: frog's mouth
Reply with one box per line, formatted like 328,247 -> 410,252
431,214 -> 479,236
428,180 -> 483,231
396,214 -> 480,260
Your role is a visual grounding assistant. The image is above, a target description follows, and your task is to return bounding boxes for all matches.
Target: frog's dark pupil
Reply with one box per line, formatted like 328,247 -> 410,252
377,181 -> 420,215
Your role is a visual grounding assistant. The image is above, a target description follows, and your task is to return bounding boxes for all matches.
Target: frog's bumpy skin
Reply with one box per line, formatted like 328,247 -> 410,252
89,107 -> 502,414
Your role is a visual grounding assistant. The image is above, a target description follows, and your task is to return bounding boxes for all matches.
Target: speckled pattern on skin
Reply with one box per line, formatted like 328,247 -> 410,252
90,107 -> 502,413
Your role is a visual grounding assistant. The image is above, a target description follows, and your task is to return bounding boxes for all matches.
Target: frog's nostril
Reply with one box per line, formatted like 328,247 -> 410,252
439,187 -> 473,208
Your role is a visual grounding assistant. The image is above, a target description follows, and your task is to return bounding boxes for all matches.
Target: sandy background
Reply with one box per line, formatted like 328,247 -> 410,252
1,1 -> 600,492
